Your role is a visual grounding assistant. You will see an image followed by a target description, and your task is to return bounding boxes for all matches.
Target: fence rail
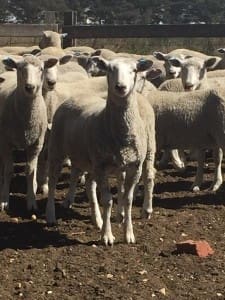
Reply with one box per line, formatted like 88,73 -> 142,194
62,24 -> 225,39
0,23 -> 58,37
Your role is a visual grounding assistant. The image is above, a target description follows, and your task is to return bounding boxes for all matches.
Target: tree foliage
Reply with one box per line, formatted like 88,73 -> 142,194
2,0 -> 225,24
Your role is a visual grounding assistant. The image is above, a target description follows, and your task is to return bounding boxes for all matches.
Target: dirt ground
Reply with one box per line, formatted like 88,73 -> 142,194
0,153 -> 225,300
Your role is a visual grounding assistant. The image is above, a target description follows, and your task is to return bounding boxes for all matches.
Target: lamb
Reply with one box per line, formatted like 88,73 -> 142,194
46,57 -> 156,245
39,31 -> 68,49
0,55 -> 58,211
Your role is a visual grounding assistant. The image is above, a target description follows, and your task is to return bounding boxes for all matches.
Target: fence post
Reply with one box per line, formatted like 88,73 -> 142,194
63,11 -> 77,48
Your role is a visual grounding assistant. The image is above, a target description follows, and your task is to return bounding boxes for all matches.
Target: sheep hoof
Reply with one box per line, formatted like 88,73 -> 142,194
125,232 -> 136,244
1,201 -> 9,211
141,209 -> 152,219
174,164 -> 186,172
101,233 -> 115,246
191,185 -> 200,192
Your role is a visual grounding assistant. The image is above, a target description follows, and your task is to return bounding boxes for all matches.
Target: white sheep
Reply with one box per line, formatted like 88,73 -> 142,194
46,57 -> 156,245
154,48 -> 220,80
159,56 -> 224,191
39,31 -> 67,49
147,87 -> 225,192
0,55 -> 58,211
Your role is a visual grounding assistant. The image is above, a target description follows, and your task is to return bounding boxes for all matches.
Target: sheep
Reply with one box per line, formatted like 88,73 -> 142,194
154,48 -> 220,80
0,55 -> 58,211
146,87 -> 225,192
65,46 -> 95,54
46,57 -> 156,245
159,56 -> 218,92
39,31 -> 68,49
0,46 -> 40,56
159,56 -> 224,191
212,48 -> 225,69
77,50 -> 166,86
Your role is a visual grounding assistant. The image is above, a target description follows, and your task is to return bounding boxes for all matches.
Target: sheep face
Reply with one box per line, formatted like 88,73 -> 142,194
153,51 -> 181,79
169,56 -> 218,91
3,56 -> 58,96
40,55 -> 72,91
92,57 -> 153,100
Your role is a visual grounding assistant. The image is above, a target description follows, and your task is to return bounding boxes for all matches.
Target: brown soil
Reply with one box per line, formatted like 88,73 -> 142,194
0,154 -> 225,300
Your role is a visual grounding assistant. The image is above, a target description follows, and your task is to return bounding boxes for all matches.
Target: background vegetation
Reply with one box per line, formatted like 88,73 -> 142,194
1,0 -> 225,25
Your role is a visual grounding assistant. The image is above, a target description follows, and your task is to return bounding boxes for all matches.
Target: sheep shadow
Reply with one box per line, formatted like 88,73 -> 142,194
0,220 -> 82,251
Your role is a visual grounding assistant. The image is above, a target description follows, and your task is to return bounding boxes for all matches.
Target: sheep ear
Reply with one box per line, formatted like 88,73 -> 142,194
91,56 -> 109,71
44,58 -> 58,69
136,59 -> 153,72
0,77 -> 5,83
168,57 -> 183,67
31,48 -> 41,56
146,68 -> 162,80
153,51 -> 167,61
43,31 -> 49,37
217,48 -> 225,54
204,57 -> 218,69
2,57 -> 17,69
59,54 -> 73,65
61,33 -> 68,38
91,49 -> 101,57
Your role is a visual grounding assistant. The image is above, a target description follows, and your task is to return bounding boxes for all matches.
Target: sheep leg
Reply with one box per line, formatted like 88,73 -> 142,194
26,150 -> 39,211
63,167 -> 80,208
191,149 -> 205,192
210,147 -> 223,191
123,165 -> 142,244
97,174 -> 114,246
157,149 -> 170,169
116,171 -> 126,224
171,149 -> 186,171
37,144 -> 49,195
85,174 -> 103,230
46,160 -> 63,224
141,158 -> 156,219
1,154 -> 13,211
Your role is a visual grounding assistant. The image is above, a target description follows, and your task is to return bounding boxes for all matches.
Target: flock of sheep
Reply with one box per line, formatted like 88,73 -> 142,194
1,30 -> 225,245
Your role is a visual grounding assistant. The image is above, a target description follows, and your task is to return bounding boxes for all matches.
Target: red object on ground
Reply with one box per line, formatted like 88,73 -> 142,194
176,240 -> 214,257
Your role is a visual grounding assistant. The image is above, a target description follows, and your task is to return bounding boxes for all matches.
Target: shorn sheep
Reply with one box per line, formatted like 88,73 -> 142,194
0,55 -> 58,211
46,57 -> 156,245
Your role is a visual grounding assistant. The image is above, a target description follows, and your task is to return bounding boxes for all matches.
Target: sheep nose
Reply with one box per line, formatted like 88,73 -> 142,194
25,83 -> 35,92
184,83 -> 194,91
47,80 -> 56,88
115,83 -> 126,93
